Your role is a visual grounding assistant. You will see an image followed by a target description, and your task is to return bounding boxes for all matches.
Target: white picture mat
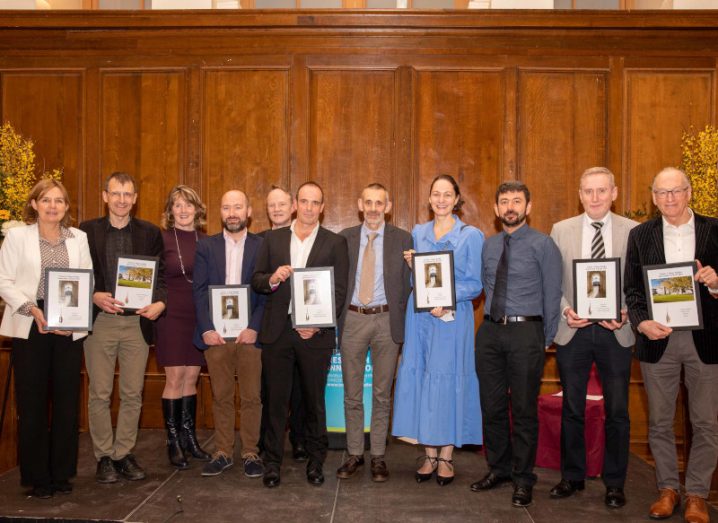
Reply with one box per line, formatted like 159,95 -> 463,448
115,256 -> 157,310
210,285 -> 250,340
574,258 -> 620,321
645,263 -> 701,329
44,268 -> 93,330
291,267 -> 336,328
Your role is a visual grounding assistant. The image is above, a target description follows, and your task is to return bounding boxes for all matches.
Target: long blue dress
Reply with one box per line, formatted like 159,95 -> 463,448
392,216 -> 484,447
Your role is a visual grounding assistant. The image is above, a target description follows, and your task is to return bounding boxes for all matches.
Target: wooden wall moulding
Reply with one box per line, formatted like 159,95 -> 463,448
0,10 -> 716,486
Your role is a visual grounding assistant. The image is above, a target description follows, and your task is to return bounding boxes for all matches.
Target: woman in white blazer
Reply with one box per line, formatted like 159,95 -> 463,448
0,179 -> 92,499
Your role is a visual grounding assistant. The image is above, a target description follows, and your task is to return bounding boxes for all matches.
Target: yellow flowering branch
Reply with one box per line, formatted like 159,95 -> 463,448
0,122 -> 63,228
681,125 -> 718,218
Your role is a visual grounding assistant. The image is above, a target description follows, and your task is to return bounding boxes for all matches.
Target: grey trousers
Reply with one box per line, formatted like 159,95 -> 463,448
340,310 -> 400,457
640,330 -> 718,497
84,313 -> 149,461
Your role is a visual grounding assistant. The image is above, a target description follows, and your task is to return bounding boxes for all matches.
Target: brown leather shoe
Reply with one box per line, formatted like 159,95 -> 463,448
336,455 -> 364,479
684,495 -> 710,523
649,488 -> 681,520
370,456 -> 389,483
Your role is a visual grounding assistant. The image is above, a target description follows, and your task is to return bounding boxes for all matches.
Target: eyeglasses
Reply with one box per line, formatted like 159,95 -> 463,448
580,187 -> 611,197
652,186 -> 690,199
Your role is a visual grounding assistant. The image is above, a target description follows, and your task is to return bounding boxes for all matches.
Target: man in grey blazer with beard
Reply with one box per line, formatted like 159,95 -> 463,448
549,167 -> 638,509
336,183 -> 412,483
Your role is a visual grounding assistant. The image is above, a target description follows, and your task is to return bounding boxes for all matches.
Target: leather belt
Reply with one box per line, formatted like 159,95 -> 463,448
484,314 -> 542,324
349,304 -> 389,315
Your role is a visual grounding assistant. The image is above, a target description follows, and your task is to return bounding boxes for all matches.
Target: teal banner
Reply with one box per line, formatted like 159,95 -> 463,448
325,349 -> 373,432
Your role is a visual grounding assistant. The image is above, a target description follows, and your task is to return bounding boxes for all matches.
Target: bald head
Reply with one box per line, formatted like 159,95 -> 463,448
651,167 -> 692,225
652,167 -> 690,191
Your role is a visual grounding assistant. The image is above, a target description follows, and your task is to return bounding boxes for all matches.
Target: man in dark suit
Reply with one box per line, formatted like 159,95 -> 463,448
625,167 -> 718,523
257,185 -> 308,463
336,183 -> 412,483
252,181 -> 349,488
81,172 -> 167,484
549,167 -> 638,508
192,190 -> 266,479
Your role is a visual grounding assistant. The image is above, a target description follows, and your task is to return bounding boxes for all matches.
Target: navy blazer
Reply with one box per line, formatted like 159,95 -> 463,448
192,231 -> 266,350
625,213 -> 718,364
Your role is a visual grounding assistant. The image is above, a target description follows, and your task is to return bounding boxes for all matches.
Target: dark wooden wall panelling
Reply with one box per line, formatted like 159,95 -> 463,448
0,11 -> 716,494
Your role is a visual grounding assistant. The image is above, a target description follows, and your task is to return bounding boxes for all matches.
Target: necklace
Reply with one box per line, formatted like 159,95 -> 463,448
173,226 -> 198,283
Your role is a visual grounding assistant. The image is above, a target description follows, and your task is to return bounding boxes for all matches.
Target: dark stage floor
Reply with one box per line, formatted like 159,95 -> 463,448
0,430 -> 715,523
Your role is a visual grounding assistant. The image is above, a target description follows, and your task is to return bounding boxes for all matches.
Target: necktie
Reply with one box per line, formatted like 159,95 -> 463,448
490,234 -> 510,322
591,221 -> 606,259
358,232 -> 378,305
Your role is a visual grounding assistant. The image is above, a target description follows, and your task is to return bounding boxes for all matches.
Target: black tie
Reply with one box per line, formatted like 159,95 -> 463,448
490,234 -> 510,322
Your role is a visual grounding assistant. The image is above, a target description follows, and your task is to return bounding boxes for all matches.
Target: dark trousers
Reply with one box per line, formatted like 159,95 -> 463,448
261,318 -> 332,469
259,365 -> 306,451
476,320 -> 544,487
288,367 -> 306,448
12,322 -> 83,487
556,325 -> 632,487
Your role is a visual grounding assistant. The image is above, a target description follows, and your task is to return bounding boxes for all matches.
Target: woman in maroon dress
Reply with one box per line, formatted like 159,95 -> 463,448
156,185 -> 210,468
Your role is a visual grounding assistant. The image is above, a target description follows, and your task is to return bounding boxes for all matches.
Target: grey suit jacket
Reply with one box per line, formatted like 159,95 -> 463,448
550,212 -> 638,347
338,223 -> 413,345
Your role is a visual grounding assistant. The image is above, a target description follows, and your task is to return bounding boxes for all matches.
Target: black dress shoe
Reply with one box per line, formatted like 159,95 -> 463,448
52,480 -> 73,495
470,472 -> 512,491
307,462 -> 324,486
263,468 -> 281,488
549,478 -> 585,499
26,486 -> 53,499
605,487 -> 626,508
292,443 -> 309,463
512,485 -> 533,507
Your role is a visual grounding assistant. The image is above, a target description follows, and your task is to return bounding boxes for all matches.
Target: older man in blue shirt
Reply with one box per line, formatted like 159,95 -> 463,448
471,180 -> 562,509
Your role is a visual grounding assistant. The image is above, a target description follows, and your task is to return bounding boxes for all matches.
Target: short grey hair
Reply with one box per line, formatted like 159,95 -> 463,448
579,166 -> 615,188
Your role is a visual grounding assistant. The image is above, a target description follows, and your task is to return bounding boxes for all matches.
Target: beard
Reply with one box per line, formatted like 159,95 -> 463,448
499,211 -> 526,228
223,217 -> 247,233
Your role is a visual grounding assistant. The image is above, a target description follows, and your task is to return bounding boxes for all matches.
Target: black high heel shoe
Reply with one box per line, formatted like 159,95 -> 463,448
415,455 -> 438,483
436,457 -> 454,486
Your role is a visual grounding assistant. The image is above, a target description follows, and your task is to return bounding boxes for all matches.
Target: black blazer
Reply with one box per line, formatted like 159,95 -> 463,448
192,232 -> 266,350
338,223 -> 413,345
251,226 -> 349,349
80,216 -> 167,345
624,213 -> 718,364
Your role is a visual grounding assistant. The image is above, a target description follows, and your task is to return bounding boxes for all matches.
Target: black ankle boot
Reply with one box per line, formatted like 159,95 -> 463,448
180,395 -> 211,461
163,398 -> 189,469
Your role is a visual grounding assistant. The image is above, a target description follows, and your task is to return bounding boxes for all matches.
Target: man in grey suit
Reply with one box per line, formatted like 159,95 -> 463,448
336,183 -> 412,482
549,167 -> 638,508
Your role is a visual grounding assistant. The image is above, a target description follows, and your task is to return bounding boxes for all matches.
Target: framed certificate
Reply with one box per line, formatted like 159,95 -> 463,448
573,257 -> 621,322
43,268 -> 94,331
114,255 -> 158,311
412,251 -> 456,312
643,262 -> 703,330
291,267 -> 336,328
209,285 -> 251,341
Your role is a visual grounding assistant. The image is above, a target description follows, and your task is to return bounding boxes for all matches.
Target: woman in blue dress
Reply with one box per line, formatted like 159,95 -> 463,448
392,174 -> 484,486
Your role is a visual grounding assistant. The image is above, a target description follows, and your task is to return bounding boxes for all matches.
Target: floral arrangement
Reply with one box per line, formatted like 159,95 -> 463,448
681,125 -> 718,218
0,122 -> 62,237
